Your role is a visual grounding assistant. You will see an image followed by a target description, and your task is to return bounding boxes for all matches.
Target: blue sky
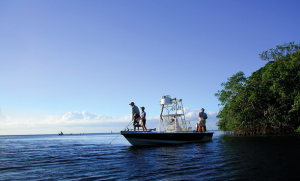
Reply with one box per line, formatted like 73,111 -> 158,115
1,0 -> 299,134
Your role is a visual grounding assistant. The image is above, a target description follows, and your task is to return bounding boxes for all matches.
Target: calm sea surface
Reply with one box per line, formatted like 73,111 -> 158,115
0,131 -> 299,180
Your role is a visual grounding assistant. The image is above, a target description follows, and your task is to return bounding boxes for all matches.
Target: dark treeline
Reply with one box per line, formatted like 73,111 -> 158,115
215,42 -> 300,135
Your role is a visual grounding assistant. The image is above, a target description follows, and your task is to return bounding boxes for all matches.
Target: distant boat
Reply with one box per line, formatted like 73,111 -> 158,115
121,95 -> 214,146
58,131 -> 64,135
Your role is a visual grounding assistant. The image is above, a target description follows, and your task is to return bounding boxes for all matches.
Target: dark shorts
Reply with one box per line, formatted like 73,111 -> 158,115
133,114 -> 140,124
141,119 -> 146,126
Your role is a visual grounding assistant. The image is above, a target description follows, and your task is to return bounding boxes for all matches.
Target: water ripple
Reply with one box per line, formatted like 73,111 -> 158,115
1,133 -> 300,180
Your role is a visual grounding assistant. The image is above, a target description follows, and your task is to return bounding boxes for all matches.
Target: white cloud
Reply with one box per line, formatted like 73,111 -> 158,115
59,111 -> 113,121
183,108 -> 218,121
183,108 -> 219,130
45,109 -> 219,129
42,111 -> 133,126
0,108 -> 220,134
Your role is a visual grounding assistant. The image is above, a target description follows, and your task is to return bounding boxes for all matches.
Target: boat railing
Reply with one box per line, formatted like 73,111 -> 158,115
180,121 -> 190,125
123,128 -> 156,132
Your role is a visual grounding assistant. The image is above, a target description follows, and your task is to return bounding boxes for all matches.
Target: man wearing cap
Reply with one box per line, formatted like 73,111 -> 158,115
198,108 -> 208,132
129,102 -> 140,131
140,106 -> 147,131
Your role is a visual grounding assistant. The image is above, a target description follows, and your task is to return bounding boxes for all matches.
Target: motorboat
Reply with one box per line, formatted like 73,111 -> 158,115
120,95 -> 214,146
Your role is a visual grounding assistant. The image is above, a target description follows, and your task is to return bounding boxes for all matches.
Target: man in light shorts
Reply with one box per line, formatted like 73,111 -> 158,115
198,108 -> 208,132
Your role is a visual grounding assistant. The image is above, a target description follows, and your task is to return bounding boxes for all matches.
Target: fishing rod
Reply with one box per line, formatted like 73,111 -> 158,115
104,120 -> 134,149
206,122 -> 214,131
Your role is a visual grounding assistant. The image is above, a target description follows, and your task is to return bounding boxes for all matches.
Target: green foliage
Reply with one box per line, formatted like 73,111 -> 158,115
296,126 -> 300,133
216,42 -> 300,134
214,71 -> 247,106
259,41 -> 300,61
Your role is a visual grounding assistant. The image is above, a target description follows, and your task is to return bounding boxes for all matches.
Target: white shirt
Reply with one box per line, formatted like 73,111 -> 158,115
141,111 -> 146,120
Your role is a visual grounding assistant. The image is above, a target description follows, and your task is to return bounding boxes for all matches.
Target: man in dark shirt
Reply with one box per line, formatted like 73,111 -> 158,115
198,108 -> 208,132
129,102 -> 140,131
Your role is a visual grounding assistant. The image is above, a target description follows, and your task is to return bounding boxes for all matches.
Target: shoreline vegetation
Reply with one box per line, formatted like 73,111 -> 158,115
215,42 -> 300,135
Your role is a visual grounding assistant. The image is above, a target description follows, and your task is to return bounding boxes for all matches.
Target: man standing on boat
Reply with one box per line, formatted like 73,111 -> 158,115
198,108 -> 208,132
129,102 -> 140,131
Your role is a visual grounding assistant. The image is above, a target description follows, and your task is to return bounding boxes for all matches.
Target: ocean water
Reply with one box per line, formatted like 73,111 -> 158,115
0,131 -> 299,181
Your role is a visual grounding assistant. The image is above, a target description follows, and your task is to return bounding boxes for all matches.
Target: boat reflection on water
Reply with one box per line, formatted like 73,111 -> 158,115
121,95 -> 214,146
